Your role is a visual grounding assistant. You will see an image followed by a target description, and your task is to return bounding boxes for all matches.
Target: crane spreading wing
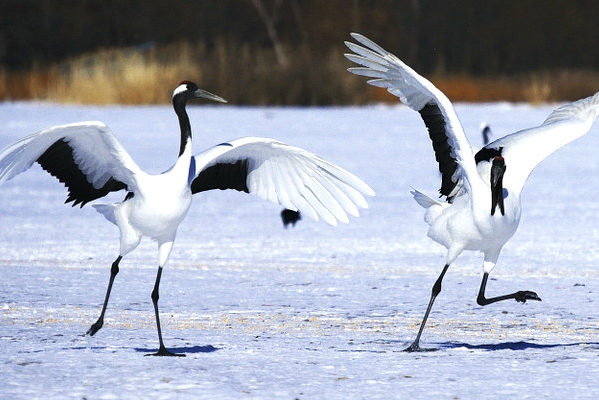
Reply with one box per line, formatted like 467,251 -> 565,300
0,121 -> 141,206
191,137 -> 375,225
478,92 -> 599,191
344,33 -> 482,200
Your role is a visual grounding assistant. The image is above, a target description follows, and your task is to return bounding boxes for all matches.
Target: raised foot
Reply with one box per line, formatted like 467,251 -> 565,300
514,291 -> 542,303
403,342 -> 439,353
145,346 -> 186,357
86,319 -> 103,336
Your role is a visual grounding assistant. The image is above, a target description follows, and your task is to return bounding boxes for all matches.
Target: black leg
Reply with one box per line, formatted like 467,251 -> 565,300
477,272 -> 542,306
404,264 -> 449,352
146,266 -> 184,357
87,256 -> 122,336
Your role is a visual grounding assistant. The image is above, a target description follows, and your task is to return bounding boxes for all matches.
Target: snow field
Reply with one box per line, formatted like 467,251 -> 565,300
1,102 -> 599,399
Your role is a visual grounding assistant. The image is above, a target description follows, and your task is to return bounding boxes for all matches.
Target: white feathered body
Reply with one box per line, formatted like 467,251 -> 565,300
414,179 -> 521,264
93,146 -> 194,255
127,172 -> 192,240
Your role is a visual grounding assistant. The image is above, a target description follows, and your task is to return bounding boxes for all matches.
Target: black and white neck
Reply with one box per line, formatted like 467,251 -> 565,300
172,82 -> 197,157
171,81 -> 228,157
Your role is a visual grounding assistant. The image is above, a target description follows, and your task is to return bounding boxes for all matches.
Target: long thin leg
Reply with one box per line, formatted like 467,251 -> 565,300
87,256 -> 122,336
477,272 -> 541,306
404,264 -> 449,352
146,266 -> 184,357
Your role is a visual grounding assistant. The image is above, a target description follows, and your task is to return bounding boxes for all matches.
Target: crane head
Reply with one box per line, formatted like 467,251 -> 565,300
173,81 -> 227,104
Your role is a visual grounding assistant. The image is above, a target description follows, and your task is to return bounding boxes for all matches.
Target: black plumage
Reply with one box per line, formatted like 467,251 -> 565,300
281,208 -> 301,227
36,139 -> 127,207
474,146 -> 503,164
481,124 -> 492,145
191,159 -> 250,194
419,103 -> 459,199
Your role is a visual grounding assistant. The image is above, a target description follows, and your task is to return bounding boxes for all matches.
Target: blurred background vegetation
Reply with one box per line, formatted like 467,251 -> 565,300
2,0 -> 599,105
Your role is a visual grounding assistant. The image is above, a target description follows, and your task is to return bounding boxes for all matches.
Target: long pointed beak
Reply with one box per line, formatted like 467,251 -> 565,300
490,163 -> 506,216
491,164 -> 503,187
194,88 -> 227,103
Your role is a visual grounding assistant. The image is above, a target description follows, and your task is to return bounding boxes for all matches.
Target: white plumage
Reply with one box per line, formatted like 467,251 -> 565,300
345,32 -> 599,351
0,121 -> 140,193
0,81 -> 374,356
191,136 -> 371,225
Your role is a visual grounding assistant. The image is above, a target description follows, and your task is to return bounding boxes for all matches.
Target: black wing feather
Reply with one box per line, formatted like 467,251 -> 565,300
474,146 -> 503,164
191,159 -> 250,194
36,139 -> 127,207
419,103 -> 459,199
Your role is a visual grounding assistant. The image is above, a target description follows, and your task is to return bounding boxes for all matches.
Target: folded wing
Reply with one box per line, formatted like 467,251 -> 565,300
191,137 -> 375,225
0,121 -> 141,206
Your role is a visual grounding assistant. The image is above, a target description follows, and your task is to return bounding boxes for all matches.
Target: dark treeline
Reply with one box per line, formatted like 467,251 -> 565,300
3,0 -> 599,74
2,0 -> 599,104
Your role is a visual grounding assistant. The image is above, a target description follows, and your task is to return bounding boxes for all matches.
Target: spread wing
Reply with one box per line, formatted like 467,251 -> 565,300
191,137 -> 375,225
0,121 -> 142,206
477,92 -> 599,192
345,32 -> 482,200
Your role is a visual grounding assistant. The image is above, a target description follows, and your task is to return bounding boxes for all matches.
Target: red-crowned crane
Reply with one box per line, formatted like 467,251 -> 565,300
0,81 -> 374,356
345,33 -> 599,351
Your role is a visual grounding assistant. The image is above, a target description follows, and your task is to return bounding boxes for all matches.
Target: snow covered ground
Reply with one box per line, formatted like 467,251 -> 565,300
1,101 -> 599,399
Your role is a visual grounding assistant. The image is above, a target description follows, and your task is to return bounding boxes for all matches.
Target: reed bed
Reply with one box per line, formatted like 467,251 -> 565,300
2,41 -> 599,105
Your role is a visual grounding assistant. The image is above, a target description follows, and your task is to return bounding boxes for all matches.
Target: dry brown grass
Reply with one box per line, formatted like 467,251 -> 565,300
2,41 -> 599,105
370,72 -> 599,104
8,43 -> 207,104
443,71 -> 599,103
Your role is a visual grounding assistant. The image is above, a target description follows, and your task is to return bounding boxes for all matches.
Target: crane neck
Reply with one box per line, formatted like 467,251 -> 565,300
173,97 -> 192,157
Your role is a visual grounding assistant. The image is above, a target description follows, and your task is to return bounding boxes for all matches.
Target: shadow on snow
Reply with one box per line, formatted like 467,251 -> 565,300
340,339 -> 599,352
440,341 -> 599,351
134,345 -> 219,354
